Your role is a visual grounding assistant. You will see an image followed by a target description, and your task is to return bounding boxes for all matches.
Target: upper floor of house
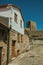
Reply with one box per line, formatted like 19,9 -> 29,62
0,4 -> 24,34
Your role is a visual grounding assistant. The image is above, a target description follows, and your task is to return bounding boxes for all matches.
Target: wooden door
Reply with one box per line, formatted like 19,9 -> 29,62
11,41 -> 16,58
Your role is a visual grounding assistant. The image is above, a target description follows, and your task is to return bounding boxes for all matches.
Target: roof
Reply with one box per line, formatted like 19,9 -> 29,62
0,4 -> 24,21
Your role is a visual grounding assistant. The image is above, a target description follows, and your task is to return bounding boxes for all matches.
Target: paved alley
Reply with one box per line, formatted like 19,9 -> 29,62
8,50 -> 43,65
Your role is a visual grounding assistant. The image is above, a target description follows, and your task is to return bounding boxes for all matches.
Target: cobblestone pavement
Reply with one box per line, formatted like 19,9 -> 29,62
8,50 -> 43,65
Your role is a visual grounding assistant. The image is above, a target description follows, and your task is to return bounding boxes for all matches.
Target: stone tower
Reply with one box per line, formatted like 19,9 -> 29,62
26,20 -> 36,31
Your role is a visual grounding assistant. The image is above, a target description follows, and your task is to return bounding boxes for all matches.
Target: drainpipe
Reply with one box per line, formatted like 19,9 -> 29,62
6,28 -> 10,65
7,23 -> 12,65
6,17 -> 12,65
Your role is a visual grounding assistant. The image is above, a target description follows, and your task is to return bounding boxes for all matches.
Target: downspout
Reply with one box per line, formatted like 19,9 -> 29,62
6,28 -> 10,65
6,21 -> 12,65
7,8 -> 12,65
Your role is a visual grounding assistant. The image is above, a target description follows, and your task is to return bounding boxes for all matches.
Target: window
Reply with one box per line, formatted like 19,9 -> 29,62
18,33 -> 23,43
20,20 -> 22,28
12,40 -> 16,46
14,13 -> 17,23
21,35 -> 23,43
18,33 -> 20,43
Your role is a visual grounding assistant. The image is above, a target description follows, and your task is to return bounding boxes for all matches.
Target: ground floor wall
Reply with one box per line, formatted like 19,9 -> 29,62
0,41 -> 7,65
0,29 -> 31,65
9,29 -> 30,62
0,28 -> 30,64
9,29 -> 24,61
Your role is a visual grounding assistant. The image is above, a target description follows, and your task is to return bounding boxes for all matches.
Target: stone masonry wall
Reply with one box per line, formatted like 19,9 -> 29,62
19,34 -> 30,53
9,29 -> 23,61
9,29 -> 18,61
0,41 -> 7,65
30,39 -> 43,57
9,29 -> 30,61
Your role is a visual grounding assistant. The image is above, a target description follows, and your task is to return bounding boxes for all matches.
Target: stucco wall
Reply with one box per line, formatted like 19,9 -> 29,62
0,7 -> 24,34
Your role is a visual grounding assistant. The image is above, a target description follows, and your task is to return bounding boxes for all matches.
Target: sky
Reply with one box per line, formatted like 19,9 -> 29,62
0,0 -> 43,30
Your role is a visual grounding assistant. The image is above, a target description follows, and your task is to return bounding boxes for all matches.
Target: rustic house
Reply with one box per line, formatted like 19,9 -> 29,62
0,4 -> 24,64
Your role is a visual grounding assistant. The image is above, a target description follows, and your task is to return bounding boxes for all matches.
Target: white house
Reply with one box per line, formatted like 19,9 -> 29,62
0,4 -> 24,34
0,4 -> 24,62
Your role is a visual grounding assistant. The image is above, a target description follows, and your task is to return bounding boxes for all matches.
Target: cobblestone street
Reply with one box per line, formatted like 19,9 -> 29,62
8,50 -> 43,65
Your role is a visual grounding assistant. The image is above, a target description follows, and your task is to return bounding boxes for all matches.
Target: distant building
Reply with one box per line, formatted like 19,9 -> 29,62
26,20 -> 36,31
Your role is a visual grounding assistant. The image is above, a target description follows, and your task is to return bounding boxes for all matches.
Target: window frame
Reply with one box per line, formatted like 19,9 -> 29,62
20,20 -> 22,28
14,13 -> 17,23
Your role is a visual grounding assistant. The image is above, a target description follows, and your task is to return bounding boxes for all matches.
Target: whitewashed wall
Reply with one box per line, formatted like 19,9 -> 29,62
0,7 -> 24,35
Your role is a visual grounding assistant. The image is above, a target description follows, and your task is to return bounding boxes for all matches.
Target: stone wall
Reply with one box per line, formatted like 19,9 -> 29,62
9,29 -> 18,61
9,29 -> 30,61
26,20 -> 36,31
19,33 -> 30,53
0,41 -> 7,65
30,39 -> 43,57
9,29 -> 23,61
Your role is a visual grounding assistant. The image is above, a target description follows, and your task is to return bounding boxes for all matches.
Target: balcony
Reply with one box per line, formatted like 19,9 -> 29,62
0,16 -> 9,28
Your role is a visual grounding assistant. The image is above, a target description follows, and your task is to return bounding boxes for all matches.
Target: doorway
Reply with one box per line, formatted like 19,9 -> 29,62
0,47 -> 2,65
11,40 -> 16,58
